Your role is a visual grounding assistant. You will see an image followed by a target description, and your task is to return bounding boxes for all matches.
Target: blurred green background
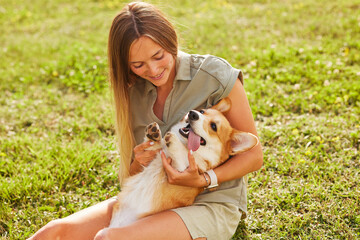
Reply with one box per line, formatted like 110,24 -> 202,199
0,0 -> 359,239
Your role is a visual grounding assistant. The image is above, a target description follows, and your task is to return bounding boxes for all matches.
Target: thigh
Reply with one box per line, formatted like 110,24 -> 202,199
103,210 -> 198,240
29,197 -> 117,240
171,202 -> 242,240
61,197 -> 117,239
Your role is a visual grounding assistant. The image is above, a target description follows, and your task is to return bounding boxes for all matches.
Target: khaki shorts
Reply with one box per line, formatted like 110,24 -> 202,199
171,202 -> 242,240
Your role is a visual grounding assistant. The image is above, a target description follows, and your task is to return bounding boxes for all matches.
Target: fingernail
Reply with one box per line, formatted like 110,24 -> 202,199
149,141 -> 154,145
190,150 -> 193,155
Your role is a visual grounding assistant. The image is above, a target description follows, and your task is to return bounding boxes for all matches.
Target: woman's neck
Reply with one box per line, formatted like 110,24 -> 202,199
153,82 -> 172,120
153,62 -> 176,120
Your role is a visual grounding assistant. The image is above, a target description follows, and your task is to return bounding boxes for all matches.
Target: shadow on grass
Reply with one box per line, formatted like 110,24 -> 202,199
232,220 -> 250,240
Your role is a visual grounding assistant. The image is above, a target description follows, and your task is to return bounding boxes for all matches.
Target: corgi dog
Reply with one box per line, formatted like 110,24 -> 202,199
109,98 -> 258,228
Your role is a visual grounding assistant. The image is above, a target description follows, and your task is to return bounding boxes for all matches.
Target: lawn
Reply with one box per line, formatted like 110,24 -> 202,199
0,0 -> 359,239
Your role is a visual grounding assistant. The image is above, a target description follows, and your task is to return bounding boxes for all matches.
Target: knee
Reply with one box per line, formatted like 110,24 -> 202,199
44,219 -> 66,235
94,228 -> 111,240
94,228 -> 132,240
28,219 -> 66,240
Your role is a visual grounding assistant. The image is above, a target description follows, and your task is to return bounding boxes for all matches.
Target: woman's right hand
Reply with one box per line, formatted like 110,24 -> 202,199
133,141 -> 159,168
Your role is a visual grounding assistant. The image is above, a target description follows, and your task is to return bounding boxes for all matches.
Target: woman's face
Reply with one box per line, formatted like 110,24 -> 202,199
129,36 -> 176,89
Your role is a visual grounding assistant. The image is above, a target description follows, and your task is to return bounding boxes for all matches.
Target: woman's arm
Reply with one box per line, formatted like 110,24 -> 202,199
161,78 -> 263,187
214,79 -> 263,184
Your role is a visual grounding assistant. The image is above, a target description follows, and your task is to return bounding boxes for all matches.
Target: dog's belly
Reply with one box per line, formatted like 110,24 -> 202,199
109,153 -> 202,228
109,156 -> 165,228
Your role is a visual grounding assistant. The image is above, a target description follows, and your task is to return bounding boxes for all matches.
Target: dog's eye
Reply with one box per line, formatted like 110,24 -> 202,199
211,122 -> 217,132
200,110 -> 205,114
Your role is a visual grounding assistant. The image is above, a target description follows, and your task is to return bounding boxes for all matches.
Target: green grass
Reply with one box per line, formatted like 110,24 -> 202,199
1,0 -> 359,239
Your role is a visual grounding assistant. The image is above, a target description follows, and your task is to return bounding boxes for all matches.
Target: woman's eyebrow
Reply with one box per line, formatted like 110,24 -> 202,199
130,49 -> 162,64
152,49 -> 162,57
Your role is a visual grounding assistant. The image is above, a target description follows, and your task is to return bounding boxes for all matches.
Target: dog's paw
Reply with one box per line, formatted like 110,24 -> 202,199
164,132 -> 175,148
145,122 -> 161,142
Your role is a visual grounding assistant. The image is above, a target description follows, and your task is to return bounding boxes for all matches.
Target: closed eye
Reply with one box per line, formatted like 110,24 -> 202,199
133,63 -> 143,69
154,53 -> 164,60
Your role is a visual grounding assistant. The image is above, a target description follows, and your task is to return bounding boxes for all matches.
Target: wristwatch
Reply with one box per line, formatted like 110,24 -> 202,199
205,169 -> 219,191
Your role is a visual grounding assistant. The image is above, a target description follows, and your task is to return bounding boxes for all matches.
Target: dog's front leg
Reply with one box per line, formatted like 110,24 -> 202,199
164,132 -> 189,172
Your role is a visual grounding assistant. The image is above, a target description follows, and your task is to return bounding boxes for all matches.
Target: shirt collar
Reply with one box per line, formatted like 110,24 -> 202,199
174,51 -> 192,82
142,50 -> 192,94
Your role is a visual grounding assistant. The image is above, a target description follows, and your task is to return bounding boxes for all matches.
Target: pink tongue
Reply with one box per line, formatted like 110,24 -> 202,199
188,128 -> 201,152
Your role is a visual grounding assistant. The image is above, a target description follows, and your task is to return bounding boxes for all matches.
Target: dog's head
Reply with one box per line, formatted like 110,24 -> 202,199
175,98 -> 258,172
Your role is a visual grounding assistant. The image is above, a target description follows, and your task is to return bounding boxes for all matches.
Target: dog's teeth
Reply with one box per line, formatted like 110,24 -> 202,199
179,128 -> 190,138
182,127 -> 189,132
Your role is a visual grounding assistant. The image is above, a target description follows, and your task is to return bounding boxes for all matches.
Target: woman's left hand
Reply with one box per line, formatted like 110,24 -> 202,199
161,150 -> 207,188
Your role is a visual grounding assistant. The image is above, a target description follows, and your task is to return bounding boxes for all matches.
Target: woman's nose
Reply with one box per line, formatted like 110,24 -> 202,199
147,62 -> 158,76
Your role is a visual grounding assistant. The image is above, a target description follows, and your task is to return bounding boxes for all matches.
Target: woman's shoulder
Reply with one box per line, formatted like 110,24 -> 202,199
180,51 -> 242,86
181,52 -> 232,70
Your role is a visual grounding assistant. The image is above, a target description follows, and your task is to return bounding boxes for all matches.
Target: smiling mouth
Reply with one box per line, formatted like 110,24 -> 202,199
150,69 -> 165,80
179,124 -> 206,146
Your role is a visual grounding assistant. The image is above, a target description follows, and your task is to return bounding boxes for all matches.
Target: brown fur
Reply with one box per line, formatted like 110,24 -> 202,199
109,98 -> 258,228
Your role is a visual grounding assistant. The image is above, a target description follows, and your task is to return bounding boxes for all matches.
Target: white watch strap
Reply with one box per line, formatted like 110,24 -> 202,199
206,169 -> 218,189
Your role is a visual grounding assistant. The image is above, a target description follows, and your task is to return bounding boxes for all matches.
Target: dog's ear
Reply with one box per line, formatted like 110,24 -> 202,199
212,98 -> 231,113
229,131 -> 258,155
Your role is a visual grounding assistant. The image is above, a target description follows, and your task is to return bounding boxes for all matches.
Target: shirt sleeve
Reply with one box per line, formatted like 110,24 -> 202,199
199,55 -> 243,107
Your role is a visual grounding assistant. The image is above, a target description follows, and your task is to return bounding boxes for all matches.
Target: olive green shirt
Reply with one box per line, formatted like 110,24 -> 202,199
129,51 -> 247,213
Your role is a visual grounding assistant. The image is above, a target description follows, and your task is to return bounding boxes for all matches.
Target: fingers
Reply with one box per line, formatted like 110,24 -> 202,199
161,150 -> 203,187
133,141 -> 154,153
161,151 -> 176,175
187,150 -> 197,171
133,141 -> 159,167
161,151 -> 185,186
134,150 -> 158,167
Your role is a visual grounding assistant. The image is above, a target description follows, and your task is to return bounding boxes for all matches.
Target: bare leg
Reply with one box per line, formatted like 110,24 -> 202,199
27,197 -> 117,240
95,210 -> 206,240
28,198 -> 206,240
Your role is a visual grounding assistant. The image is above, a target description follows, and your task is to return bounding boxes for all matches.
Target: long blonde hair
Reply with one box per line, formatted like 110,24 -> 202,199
108,2 -> 178,185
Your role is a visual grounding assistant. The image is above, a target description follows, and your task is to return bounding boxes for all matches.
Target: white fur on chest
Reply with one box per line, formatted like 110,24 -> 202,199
109,140 -> 189,228
109,155 -> 162,228
108,98 -> 259,229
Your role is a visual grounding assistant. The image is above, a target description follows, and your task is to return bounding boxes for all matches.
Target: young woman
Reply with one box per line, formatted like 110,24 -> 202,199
28,2 -> 263,240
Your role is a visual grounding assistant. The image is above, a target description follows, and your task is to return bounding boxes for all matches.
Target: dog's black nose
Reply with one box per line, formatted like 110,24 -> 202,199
188,111 -> 199,121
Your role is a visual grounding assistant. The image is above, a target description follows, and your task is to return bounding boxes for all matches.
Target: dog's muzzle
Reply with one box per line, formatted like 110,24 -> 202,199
179,110 -> 206,151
